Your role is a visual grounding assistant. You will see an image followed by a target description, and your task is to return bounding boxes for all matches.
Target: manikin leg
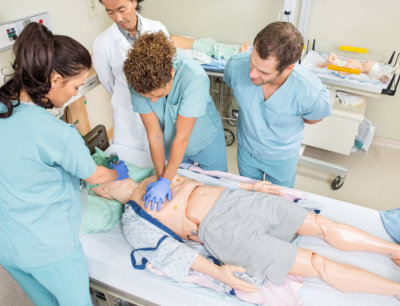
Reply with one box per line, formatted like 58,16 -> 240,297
297,212 -> 400,265
289,248 -> 400,298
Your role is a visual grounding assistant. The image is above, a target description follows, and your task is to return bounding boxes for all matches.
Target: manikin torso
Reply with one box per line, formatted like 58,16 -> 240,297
130,175 -> 224,242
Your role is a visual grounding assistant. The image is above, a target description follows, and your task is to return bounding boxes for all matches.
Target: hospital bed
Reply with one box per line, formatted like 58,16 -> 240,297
80,144 -> 400,306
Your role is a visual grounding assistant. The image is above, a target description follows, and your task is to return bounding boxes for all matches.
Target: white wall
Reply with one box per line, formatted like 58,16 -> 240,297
0,0 -> 111,79
141,0 -> 400,141
0,0 -> 113,131
0,0 -> 111,54
141,0 -> 282,44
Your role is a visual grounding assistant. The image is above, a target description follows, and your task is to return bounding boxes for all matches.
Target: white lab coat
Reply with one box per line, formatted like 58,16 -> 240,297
93,14 -> 169,151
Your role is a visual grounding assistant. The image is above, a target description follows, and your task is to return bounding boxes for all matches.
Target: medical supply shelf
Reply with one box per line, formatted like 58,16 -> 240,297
303,90 -> 366,156
300,89 -> 366,190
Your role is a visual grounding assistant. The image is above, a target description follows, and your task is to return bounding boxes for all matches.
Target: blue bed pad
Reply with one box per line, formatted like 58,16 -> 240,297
202,58 -> 228,73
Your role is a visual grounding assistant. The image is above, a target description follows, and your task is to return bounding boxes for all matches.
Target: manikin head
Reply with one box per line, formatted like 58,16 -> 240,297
123,31 -> 176,102
92,178 -> 138,204
100,0 -> 143,34
250,22 -> 304,86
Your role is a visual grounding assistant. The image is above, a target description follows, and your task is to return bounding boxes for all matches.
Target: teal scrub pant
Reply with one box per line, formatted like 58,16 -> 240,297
1,244 -> 92,306
182,127 -> 227,172
237,147 -> 299,188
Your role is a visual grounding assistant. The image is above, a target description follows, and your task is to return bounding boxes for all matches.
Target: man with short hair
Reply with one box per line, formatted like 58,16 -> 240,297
93,0 -> 169,151
224,22 -> 331,187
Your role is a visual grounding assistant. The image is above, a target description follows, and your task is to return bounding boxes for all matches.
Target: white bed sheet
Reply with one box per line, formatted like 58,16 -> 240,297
80,144 -> 400,306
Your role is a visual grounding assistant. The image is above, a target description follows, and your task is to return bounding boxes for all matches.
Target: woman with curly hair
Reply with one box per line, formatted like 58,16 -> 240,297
124,31 -> 227,211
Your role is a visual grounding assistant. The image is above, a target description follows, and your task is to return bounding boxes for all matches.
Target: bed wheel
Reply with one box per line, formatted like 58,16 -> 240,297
331,175 -> 345,190
224,128 -> 235,146
227,110 -> 239,126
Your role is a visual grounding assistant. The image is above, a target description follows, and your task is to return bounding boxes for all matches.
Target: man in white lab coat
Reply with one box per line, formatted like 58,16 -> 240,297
93,0 -> 169,150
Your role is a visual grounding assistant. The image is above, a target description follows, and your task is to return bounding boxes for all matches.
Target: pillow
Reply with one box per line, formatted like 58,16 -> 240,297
80,148 -> 154,234
80,189 -> 123,234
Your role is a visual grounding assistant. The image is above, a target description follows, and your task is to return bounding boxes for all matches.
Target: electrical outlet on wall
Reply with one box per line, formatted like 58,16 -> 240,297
0,12 -> 53,53
0,23 -> 17,51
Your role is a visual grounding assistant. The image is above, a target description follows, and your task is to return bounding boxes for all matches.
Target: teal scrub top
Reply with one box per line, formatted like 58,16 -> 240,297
224,53 -> 331,160
130,51 -> 222,156
0,102 -> 96,268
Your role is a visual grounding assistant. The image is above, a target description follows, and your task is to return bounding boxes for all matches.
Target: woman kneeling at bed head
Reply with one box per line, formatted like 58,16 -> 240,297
93,175 -> 400,299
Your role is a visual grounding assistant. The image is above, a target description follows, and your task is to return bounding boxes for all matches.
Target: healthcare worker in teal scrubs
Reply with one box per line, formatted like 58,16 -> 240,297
224,22 -> 331,188
0,23 -> 128,306
124,31 -> 227,211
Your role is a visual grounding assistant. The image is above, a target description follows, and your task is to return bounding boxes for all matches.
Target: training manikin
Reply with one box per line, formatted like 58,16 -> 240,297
318,52 -> 394,83
93,175 -> 400,299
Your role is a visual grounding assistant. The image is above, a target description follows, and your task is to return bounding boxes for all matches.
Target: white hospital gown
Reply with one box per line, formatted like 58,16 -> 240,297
121,205 -> 198,282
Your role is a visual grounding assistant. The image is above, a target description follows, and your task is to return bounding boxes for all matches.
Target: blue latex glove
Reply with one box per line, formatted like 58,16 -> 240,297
110,160 -> 129,181
143,177 -> 172,211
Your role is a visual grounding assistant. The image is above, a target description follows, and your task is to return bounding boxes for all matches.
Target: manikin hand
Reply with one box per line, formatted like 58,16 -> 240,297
252,181 -> 282,196
216,265 -> 258,293
318,52 -> 339,68
110,161 -> 129,181
143,177 -> 172,211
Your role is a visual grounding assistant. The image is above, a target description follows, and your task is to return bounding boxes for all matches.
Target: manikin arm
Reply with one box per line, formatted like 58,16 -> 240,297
191,255 -> 258,293
176,168 -> 282,196
240,180 -> 282,196
317,52 -> 339,68
170,35 -> 195,50
85,165 -> 117,184
171,34 -> 250,55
